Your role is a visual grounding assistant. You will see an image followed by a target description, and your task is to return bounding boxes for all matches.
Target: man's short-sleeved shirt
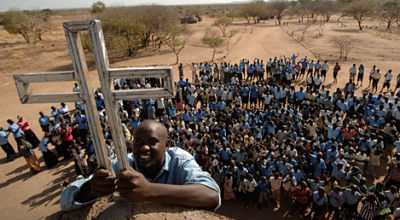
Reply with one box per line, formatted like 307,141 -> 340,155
8,123 -> 24,138
0,130 -> 8,145
61,147 -> 221,211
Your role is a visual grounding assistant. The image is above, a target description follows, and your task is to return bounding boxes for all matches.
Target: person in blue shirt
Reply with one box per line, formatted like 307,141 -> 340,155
60,120 -> 220,211
7,119 -> 25,153
257,176 -> 270,209
0,126 -> 18,161
51,106 -> 61,124
73,111 -> 89,140
38,111 -> 50,132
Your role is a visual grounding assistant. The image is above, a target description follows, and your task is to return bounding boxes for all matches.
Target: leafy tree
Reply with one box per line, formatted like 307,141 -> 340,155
236,0 -> 269,24
97,6 -> 179,57
344,0 -> 376,30
92,1 -> 106,14
2,10 -> 52,43
158,25 -> 186,64
269,1 -> 289,25
41,8 -> 53,22
2,10 -> 32,42
380,1 -> 400,30
202,30 -> 223,62
213,17 -> 233,37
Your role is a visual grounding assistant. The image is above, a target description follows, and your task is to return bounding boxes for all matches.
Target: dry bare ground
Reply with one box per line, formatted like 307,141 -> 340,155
0,14 -> 399,220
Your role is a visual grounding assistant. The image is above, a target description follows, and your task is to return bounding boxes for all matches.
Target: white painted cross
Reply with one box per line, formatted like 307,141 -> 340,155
13,20 -> 175,171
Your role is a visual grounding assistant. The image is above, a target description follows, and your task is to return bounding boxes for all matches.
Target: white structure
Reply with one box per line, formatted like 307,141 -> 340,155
13,20 -> 175,171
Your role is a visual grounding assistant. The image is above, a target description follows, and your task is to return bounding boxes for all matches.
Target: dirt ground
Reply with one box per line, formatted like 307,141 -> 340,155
0,14 -> 399,220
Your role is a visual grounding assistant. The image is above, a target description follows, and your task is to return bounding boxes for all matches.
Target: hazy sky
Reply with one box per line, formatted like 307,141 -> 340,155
0,0 -> 248,12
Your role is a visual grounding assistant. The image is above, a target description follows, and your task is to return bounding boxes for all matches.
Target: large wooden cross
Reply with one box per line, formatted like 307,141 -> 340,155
13,20 -> 175,171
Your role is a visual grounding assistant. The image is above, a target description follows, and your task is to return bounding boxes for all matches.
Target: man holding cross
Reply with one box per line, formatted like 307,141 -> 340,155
61,120 -> 221,211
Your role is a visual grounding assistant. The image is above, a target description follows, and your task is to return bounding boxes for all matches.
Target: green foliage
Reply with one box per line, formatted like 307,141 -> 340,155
2,11 -> 31,42
345,0 -> 376,30
268,1 -> 289,25
41,8 -> 53,21
202,30 -> 223,62
92,1 -> 106,14
97,6 -> 180,57
380,1 -> 400,30
236,0 -> 270,24
2,10 -> 52,43
213,17 -> 233,37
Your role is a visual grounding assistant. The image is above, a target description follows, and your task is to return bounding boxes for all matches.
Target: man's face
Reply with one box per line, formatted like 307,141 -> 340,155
133,122 -> 167,176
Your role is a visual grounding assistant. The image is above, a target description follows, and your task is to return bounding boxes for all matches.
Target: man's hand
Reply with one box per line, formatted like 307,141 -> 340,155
90,169 -> 116,197
116,168 -> 152,202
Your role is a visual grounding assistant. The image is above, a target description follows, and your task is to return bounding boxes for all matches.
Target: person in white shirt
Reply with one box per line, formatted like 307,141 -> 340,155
321,61 -> 329,82
313,74 -> 322,92
191,63 -> 197,83
381,69 -> 393,93
372,69 -> 382,93
349,64 -> 357,82
270,173 -> 283,207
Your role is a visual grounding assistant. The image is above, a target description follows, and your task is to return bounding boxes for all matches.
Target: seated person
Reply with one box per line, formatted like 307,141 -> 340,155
61,120 -> 220,211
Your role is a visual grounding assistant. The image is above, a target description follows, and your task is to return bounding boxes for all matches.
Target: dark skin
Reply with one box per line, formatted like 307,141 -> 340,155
78,120 -> 219,209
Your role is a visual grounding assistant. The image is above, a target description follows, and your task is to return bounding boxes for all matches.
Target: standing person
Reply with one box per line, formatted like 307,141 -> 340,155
59,102 -> 70,123
38,134 -> 58,168
369,65 -> 377,87
357,64 -> 365,86
286,181 -> 312,218
20,139 -> 40,173
333,63 -> 341,84
179,63 -> 184,79
7,119 -> 25,153
270,173 -> 283,210
17,115 -> 40,148
51,106 -> 61,124
0,126 -> 18,161
191,63 -> 197,83
59,123 -> 73,160
257,176 -> 270,209
224,173 -> 236,200
395,72 -> 400,93
381,69 -> 393,93
359,193 -> 379,220
371,69 -> 381,93
343,185 -> 362,219
73,110 -> 88,141
349,64 -> 357,82
38,111 -> 50,132
310,187 -> 328,219
321,61 -> 329,82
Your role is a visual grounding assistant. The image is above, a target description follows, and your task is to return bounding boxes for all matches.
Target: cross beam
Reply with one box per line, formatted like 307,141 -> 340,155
13,20 -> 175,171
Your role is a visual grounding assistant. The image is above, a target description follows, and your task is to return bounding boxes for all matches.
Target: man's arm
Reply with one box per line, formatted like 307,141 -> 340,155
117,169 -> 219,209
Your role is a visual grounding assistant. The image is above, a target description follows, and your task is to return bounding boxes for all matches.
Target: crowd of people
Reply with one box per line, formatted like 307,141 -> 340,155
1,55 -> 400,219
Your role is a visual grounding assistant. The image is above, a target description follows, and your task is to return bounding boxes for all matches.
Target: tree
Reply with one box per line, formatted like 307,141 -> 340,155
269,1 -> 289,25
2,10 -> 52,43
97,6 -> 179,57
331,36 -> 356,59
236,0 -> 269,24
213,17 -> 238,56
344,0 -> 376,30
202,30 -> 223,62
92,1 -> 106,14
213,17 -> 233,38
2,10 -> 32,42
159,25 -> 186,64
225,29 -> 238,56
380,1 -> 400,30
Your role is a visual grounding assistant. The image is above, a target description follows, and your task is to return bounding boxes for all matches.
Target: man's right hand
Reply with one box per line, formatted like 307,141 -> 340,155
90,169 -> 116,197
